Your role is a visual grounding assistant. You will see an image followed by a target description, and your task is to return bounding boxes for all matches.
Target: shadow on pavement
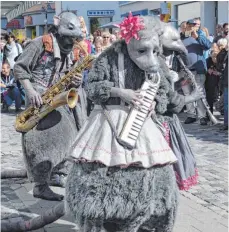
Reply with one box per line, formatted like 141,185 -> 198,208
1,178 -> 78,232
179,113 -> 228,145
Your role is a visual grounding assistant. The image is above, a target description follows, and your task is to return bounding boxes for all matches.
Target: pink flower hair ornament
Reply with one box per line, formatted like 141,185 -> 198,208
119,12 -> 145,44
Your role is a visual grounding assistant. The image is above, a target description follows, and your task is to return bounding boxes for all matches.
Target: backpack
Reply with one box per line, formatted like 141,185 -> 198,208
3,42 -> 22,63
14,43 -> 22,62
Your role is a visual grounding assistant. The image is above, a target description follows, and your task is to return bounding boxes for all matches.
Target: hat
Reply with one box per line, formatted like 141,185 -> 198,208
187,19 -> 197,25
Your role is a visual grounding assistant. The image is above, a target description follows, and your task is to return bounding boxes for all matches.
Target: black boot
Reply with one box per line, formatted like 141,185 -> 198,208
200,117 -> 208,126
184,117 -> 196,124
33,183 -> 64,201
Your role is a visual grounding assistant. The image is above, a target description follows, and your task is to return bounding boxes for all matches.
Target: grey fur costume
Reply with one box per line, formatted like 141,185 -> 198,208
14,36 -> 88,187
65,40 -> 179,231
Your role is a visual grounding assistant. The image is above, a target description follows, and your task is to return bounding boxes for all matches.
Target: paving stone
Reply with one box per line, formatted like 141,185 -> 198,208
15,187 -> 35,201
31,229 -> 46,232
1,109 -> 228,231
38,199 -> 63,208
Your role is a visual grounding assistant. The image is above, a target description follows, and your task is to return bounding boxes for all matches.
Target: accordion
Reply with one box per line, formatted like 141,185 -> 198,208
119,72 -> 161,149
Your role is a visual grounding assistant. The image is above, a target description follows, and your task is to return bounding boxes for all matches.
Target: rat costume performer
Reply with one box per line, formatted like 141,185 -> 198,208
14,12 -> 86,201
66,15 -> 201,232
65,14 -> 201,231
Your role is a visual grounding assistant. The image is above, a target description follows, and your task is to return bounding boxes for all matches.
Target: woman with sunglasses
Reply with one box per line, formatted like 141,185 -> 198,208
102,32 -> 111,51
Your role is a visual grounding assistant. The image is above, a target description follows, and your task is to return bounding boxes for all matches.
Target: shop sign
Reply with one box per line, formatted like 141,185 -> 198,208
87,10 -> 115,17
25,16 -> 33,26
6,19 -> 21,29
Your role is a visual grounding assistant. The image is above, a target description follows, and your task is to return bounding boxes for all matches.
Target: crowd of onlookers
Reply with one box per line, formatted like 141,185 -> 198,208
71,16 -> 121,62
174,18 -> 228,130
0,17 -> 228,130
0,33 -> 27,112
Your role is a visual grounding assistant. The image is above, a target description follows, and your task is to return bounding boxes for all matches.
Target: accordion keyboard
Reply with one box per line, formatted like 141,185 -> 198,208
119,73 -> 161,149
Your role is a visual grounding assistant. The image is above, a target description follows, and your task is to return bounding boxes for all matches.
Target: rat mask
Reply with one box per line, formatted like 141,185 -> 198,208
53,12 -> 83,54
120,13 -> 162,74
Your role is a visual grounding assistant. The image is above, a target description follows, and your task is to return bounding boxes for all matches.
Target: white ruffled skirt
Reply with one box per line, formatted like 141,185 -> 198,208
68,105 -> 177,168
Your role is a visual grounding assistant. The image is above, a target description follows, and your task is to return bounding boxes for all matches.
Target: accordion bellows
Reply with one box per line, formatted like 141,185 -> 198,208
69,105 -> 177,168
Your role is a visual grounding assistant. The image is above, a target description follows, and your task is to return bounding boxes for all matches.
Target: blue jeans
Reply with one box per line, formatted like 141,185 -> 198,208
2,87 -> 22,109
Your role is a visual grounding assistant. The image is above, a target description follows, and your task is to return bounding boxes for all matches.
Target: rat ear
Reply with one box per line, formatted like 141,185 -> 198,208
53,15 -> 60,26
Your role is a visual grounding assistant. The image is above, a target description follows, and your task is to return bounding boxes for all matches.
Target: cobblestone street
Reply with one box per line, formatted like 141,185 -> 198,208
1,109 -> 228,232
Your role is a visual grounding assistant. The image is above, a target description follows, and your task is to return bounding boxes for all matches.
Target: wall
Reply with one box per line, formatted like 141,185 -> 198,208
1,17 -> 8,29
120,1 -> 161,16
217,1 -> 228,24
24,12 -> 55,26
201,1 -> 215,35
1,17 -> 24,31
177,2 -> 201,23
61,1 -> 121,32
55,1 -> 62,15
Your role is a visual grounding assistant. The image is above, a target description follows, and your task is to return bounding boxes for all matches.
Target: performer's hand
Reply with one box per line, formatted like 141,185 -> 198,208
68,73 -> 82,89
184,90 -> 204,104
27,89 -> 43,108
148,101 -> 156,118
119,89 -> 143,107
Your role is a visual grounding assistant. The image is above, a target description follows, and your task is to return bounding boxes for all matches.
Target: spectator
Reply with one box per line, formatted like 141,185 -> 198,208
215,24 -> 223,37
216,37 -> 228,120
193,17 -> 201,31
93,30 -> 102,37
202,27 -> 213,59
222,44 -> 228,130
94,36 -> 103,44
214,23 -> 228,43
93,41 -> 102,57
1,62 -> 22,112
0,39 -> 6,72
3,33 -> 22,70
88,34 -> 95,54
102,32 -> 111,50
113,29 -> 121,40
205,45 -> 221,113
179,21 -> 187,40
110,34 -> 117,43
82,28 -> 91,54
217,38 -> 228,51
181,19 -> 212,125
79,16 -> 91,54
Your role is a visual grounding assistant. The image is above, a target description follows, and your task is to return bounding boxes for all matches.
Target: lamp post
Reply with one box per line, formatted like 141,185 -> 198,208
44,15 -> 48,34
42,3 -> 50,35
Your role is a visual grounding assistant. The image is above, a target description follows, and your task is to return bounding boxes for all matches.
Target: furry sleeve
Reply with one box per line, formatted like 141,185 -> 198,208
86,52 -> 115,104
167,89 -> 185,113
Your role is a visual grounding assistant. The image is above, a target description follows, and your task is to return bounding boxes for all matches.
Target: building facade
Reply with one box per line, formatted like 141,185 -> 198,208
1,2 -> 55,39
1,16 -> 25,41
22,2 -> 55,39
55,1 -> 121,34
119,1 -> 229,35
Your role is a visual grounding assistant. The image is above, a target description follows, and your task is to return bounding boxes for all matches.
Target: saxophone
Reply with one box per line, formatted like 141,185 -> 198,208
15,55 -> 94,133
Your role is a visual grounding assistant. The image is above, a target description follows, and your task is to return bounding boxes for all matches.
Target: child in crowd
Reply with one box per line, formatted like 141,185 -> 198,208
1,62 -> 22,112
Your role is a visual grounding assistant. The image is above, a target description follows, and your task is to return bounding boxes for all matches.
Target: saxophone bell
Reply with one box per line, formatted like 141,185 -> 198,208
51,88 -> 78,109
